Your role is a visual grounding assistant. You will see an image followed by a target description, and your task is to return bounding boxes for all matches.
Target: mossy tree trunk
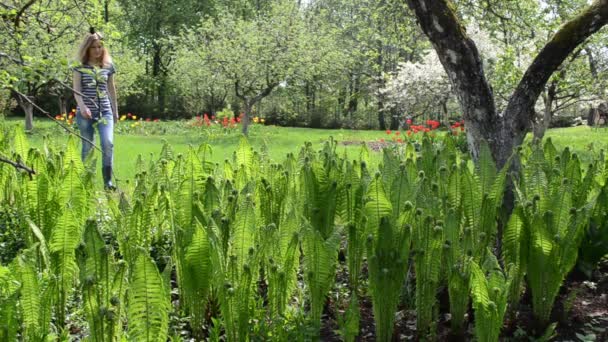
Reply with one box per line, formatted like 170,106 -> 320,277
405,0 -> 608,168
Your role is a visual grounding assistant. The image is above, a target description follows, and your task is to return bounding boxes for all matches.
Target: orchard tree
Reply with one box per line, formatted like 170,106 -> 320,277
379,50 -> 453,122
179,0 -> 338,135
0,0 -> 93,130
405,0 -> 608,167
461,0 -> 608,139
169,48 -> 232,115
117,0 -> 216,117
312,0 -> 427,129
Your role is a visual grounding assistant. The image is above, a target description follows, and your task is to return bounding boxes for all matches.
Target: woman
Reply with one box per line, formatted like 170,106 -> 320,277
72,28 -> 118,190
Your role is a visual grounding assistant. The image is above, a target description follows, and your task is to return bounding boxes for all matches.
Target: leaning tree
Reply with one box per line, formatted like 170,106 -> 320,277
405,0 -> 608,168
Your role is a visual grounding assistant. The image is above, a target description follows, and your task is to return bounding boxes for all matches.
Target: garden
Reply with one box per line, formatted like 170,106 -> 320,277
2,0 -> 608,341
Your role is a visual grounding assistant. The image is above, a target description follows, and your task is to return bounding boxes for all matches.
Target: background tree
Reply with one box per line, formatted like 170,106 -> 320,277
116,0 -> 216,117
174,0 -> 341,134
0,0 -> 92,130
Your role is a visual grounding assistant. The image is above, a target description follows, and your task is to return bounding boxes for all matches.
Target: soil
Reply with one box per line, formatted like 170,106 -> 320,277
317,259 -> 608,341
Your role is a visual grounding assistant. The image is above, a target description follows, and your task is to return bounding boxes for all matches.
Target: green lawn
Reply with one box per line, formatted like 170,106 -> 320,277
4,117 -> 608,189
3,117 -> 389,183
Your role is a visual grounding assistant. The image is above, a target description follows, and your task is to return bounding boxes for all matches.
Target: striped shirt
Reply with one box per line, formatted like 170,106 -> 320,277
73,64 -> 116,117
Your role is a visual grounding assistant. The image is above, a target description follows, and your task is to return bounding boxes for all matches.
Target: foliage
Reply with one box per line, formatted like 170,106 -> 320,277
0,118 -> 605,341
508,139 -> 598,325
469,254 -> 515,342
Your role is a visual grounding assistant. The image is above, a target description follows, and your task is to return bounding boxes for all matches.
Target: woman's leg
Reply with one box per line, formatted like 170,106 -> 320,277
98,113 -> 115,188
76,111 -> 95,162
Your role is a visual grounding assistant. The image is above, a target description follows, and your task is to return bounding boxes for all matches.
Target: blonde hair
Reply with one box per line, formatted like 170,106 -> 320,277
77,31 -> 112,67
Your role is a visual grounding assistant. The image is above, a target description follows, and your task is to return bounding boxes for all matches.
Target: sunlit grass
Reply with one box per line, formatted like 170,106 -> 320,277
6,116 -> 608,189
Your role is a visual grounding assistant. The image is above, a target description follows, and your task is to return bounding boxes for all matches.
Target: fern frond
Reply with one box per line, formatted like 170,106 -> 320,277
127,253 -> 170,342
16,254 -> 41,339
183,223 -> 211,337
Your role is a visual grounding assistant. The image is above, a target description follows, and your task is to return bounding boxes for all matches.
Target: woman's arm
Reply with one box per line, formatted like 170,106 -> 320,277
107,74 -> 118,120
73,70 -> 92,119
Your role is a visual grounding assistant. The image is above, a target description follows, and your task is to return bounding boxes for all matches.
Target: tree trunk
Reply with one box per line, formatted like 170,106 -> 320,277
406,0 -> 608,257
242,100 -> 252,136
377,110 -> 387,130
585,48 -> 599,78
15,93 -> 34,131
23,102 -> 34,131
347,73 -> 358,120
406,0 -> 608,168
58,96 -> 67,116
405,0 -> 498,161
534,87 -> 555,141
389,107 -> 400,130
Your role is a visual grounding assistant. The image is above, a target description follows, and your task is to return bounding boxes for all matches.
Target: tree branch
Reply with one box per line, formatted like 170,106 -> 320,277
14,0 -> 37,28
0,155 -> 36,179
51,78 -> 99,109
0,52 -> 24,65
9,88 -> 102,153
504,0 -> 608,129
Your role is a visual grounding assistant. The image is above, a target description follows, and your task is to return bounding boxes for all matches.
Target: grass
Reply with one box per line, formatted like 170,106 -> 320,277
4,117 -> 608,189
3,117 -> 389,186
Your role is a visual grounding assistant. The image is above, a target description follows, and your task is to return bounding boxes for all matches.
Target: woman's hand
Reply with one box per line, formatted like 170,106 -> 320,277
81,107 -> 92,119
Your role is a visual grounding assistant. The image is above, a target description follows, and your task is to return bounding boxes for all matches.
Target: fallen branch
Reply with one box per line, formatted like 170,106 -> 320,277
0,155 -> 36,180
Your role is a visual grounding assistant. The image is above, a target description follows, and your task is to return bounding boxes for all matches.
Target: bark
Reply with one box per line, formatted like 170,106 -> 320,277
499,0 -> 608,165
242,101 -> 252,136
235,80 -> 277,136
347,73 -> 359,119
389,107 -> 400,130
534,83 -> 556,141
15,93 -> 34,131
377,108 -> 387,130
585,48 -> 599,78
24,102 -> 34,131
406,0 -> 608,168
405,0 -> 498,162
58,96 -> 67,117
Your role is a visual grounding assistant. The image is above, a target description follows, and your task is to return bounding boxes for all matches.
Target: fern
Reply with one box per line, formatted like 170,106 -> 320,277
516,144 -> 597,325
12,125 -> 29,161
49,208 -> 81,329
367,212 -> 412,342
183,222 -> 212,338
16,253 -> 41,340
469,256 -> 514,342
127,252 -> 170,342
78,220 -> 123,342
300,156 -> 341,333
502,205 -> 528,307
0,264 -> 19,341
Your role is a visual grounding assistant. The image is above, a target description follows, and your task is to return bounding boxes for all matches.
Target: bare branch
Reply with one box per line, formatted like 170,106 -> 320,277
9,88 -> 102,153
0,52 -> 24,65
0,155 -> 36,180
14,0 -> 37,28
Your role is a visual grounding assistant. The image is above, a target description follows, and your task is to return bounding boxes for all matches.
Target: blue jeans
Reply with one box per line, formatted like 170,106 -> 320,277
76,111 -> 114,168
